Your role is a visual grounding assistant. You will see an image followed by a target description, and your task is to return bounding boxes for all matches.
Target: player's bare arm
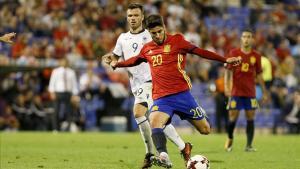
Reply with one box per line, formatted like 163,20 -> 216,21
0,32 -> 16,44
190,47 -> 242,65
224,69 -> 233,97
111,55 -> 146,69
257,73 -> 268,103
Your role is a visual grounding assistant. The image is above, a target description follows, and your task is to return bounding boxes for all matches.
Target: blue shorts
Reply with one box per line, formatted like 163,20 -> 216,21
150,90 -> 206,120
227,96 -> 258,110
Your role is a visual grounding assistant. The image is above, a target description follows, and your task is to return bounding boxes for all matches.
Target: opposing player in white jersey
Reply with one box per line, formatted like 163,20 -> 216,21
102,3 -> 192,169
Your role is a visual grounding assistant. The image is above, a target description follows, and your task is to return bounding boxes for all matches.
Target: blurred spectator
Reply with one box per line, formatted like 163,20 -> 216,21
48,58 -> 79,131
12,93 -> 32,130
261,55 -> 273,89
11,34 -> 27,58
283,88 -> 300,134
184,24 -> 201,47
0,105 -> 19,131
53,20 -> 69,41
291,34 -> 300,57
270,78 -> 288,109
30,94 -> 54,131
213,67 -> 228,133
79,60 -> 104,98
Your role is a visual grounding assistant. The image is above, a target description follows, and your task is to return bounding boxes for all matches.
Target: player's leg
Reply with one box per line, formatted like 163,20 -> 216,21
245,109 -> 256,151
163,121 -> 192,167
133,103 -> 154,168
134,103 -> 154,153
133,83 -> 156,168
225,109 -> 240,150
163,124 -> 186,150
188,118 -> 211,134
169,91 -> 207,166
145,83 -> 186,154
225,97 -> 241,151
149,111 -> 173,168
244,97 -> 258,151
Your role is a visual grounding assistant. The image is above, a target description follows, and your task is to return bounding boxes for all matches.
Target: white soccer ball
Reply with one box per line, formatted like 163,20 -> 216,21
186,155 -> 210,169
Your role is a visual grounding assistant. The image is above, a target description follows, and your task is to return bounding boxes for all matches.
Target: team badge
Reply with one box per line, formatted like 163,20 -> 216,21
250,98 -> 258,108
250,56 -> 256,65
163,44 -> 171,53
151,105 -> 159,111
143,36 -> 147,42
230,100 -> 237,108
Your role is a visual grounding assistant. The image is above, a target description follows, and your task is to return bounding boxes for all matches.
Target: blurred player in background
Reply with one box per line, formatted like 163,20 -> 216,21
0,32 -> 16,44
110,14 -> 241,168
224,29 -> 268,152
101,4 -> 189,169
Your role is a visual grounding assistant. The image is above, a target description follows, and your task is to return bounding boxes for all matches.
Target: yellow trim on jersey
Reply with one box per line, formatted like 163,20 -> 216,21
177,54 -> 192,89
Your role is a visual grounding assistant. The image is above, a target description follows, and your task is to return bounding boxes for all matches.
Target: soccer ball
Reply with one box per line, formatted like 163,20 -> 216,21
186,155 -> 210,169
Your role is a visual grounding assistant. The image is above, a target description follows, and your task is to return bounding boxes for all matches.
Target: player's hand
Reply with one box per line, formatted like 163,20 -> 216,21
261,92 -> 269,105
102,53 -> 113,64
0,32 -> 16,44
226,56 -> 241,66
110,60 -> 117,70
224,89 -> 231,97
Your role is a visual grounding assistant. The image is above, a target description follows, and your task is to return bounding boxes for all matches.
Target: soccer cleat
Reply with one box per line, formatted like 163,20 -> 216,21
245,146 -> 257,152
141,153 -> 154,169
181,142 -> 193,165
151,152 -> 173,168
224,138 -> 233,152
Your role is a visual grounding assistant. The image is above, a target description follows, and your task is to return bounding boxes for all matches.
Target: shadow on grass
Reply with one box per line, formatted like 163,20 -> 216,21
210,159 -> 224,163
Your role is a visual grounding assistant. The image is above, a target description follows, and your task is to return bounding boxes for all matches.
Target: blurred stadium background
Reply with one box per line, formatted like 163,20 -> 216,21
0,0 -> 299,135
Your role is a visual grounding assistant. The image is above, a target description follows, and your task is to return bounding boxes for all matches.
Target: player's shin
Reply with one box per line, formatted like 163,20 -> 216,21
163,124 -> 185,150
246,120 -> 254,147
136,116 -> 154,154
152,128 -> 168,153
227,120 -> 237,139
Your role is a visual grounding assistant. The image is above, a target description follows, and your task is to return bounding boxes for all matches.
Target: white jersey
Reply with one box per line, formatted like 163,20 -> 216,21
113,29 -> 152,93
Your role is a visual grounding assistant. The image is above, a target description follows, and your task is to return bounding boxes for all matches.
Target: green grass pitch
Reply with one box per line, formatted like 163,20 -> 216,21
1,132 -> 299,169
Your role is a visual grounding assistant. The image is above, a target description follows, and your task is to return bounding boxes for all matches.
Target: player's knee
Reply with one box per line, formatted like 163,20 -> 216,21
149,115 -> 160,128
133,106 -> 147,118
200,125 -> 210,135
134,113 -> 143,119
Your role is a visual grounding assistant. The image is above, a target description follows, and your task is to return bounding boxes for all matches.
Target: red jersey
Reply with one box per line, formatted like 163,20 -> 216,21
116,34 -> 227,100
226,48 -> 262,97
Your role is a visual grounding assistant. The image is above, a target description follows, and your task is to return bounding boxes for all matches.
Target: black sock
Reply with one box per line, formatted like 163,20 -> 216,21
246,120 -> 254,147
152,128 -> 167,153
227,120 -> 237,139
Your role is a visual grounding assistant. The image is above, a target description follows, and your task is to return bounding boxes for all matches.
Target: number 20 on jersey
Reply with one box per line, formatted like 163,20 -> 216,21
151,54 -> 162,67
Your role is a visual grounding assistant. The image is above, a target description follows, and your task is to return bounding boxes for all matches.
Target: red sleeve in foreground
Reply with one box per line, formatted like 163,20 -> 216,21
115,56 -> 147,68
191,47 -> 227,63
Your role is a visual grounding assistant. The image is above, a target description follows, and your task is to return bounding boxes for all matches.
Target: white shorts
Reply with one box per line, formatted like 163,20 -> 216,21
133,82 -> 153,108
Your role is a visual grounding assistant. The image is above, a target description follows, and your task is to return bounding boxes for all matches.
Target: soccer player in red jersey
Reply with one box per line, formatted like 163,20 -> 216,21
0,32 -> 16,44
109,15 -> 241,168
224,29 -> 268,152
102,4 -> 189,169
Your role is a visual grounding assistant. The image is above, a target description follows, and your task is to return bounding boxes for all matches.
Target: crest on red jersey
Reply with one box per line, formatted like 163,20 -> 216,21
164,44 -> 171,53
250,56 -> 256,65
